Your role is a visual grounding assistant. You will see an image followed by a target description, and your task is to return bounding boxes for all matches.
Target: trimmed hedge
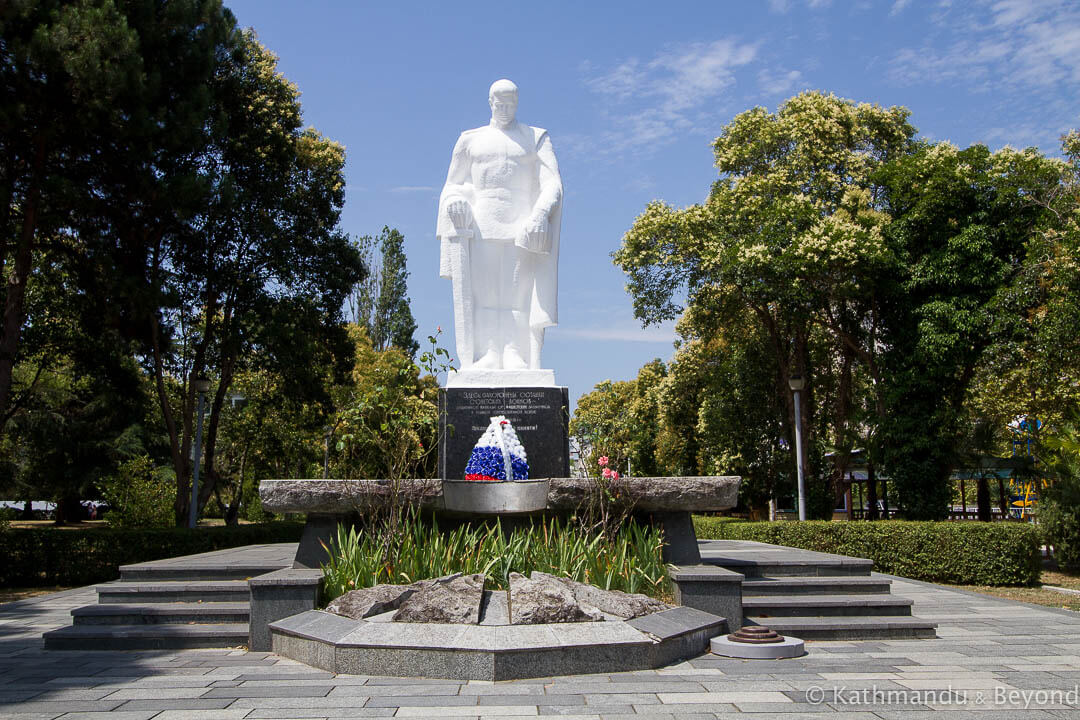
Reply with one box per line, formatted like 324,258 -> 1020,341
0,522 -> 304,588
693,518 -> 1041,586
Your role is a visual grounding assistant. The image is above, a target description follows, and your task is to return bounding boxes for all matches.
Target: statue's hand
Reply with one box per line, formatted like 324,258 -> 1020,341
446,199 -> 472,231
517,214 -> 550,253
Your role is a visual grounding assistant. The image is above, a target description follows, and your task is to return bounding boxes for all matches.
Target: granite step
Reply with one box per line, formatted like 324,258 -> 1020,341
745,615 -> 937,641
741,576 -> 893,596
698,540 -> 875,577
71,602 -> 249,625
118,564 -> 279,582
96,580 -> 250,604
743,593 -> 913,617
702,556 -> 874,577
43,622 -> 250,650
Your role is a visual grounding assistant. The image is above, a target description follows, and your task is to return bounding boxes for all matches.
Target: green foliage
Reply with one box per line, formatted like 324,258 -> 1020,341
321,512 -> 669,603
570,359 -> 667,477
418,328 -> 457,385
965,134 -> 1080,477
1039,414 -> 1080,570
0,348 -> 154,520
209,368 -> 325,522
693,518 -> 1040,586
0,522 -> 304,588
1040,485 -> 1080,572
661,312 -> 796,510
874,143 -> 1063,519
330,327 -> 438,480
612,91 -> 1070,519
613,92 -> 917,515
98,455 -> 174,528
241,478 -> 272,523
350,227 -> 419,357
0,506 -> 14,532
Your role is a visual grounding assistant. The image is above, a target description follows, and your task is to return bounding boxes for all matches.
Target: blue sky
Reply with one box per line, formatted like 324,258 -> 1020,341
225,0 -> 1080,409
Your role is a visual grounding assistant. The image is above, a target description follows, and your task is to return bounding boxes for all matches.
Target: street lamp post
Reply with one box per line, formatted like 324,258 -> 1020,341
789,374 -> 807,522
189,376 -> 211,529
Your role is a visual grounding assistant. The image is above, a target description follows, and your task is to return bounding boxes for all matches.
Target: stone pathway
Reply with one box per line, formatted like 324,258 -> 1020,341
3,575 -> 1080,718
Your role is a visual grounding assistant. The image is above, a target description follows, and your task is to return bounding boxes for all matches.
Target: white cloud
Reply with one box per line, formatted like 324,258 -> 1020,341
768,0 -> 831,12
889,0 -> 1080,89
581,39 -> 758,154
890,0 -> 913,16
886,0 -> 1080,151
388,185 -> 436,193
757,68 -> 805,96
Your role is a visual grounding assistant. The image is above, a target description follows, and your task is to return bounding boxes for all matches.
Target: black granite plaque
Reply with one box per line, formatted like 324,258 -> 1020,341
439,386 -> 570,481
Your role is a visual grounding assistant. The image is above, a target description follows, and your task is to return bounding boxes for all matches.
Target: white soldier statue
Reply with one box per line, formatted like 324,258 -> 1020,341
437,79 -> 563,386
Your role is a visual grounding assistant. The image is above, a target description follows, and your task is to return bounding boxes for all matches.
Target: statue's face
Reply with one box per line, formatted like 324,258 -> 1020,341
489,93 -> 517,128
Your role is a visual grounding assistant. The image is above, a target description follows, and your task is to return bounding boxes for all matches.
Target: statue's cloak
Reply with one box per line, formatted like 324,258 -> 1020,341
436,124 -> 562,368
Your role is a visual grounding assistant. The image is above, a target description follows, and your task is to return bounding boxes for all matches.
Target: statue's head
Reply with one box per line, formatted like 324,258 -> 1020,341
488,79 -> 518,128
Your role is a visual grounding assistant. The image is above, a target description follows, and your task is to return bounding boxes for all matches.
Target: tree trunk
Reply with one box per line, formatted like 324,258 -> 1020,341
54,495 -> 84,526
224,494 -> 241,525
997,478 -> 1009,519
866,462 -> 879,521
976,478 -> 992,521
0,137 -> 45,434
150,311 -> 190,526
830,347 -> 854,511
198,353 -> 233,515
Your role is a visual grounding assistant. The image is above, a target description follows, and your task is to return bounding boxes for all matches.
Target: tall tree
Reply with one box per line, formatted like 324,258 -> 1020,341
614,91 -> 915,508
613,90 -> 1064,519
874,142 -> 1064,517
0,0 -> 169,434
350,226 -> 418,357
79,25 -> 363,524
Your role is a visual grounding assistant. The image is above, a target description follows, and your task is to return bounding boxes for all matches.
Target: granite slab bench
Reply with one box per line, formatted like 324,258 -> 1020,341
259,476 -> 740,568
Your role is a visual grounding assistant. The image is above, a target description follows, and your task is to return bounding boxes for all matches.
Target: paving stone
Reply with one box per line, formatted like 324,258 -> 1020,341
461,685 -> 546,696
151,711 -> 253,720
243,711 -> 396,718
103,688 -> 212,699
224,696 -> 386,709
200,685 -> 333,698
544,682 -> 704,695
582,692 -> 660,705
363,677 -> 462,685
657,690 -> 794,704
0,701 -> 125,713
479,694 -> 582,705
541,705 -> 626,715
363,694 -> 478,707
110,698 -> 236,711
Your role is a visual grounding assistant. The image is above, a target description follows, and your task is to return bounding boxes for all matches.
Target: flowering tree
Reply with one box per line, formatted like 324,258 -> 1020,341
614,91 -> 914,514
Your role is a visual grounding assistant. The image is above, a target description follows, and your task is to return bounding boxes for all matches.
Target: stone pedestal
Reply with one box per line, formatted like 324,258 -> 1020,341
438,386 -> 569,481
668,564 -> 744,629
248,568 -> 323,651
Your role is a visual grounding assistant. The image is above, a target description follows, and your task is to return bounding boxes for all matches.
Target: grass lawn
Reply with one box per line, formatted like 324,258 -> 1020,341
9,518 -> 258,530
949,567 -> 1080,612
0,586 -> 74,604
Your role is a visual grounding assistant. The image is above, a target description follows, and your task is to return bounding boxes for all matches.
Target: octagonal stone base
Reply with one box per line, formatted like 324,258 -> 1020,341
269,606 -> 725,680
